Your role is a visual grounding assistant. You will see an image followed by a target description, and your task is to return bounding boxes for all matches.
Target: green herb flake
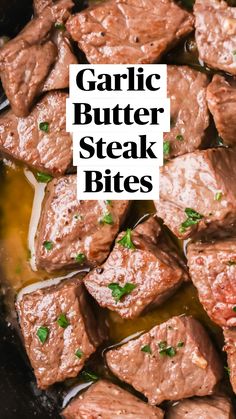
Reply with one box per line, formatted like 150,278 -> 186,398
36,172 -> 53,183
37,326 -> 49,344
165,346 -> 176,357
163,141 -> 171,156
180,208 -> 203,233
215,191 -> 222,201
57,314 -> 69,328
176,134 -> 184,142
100,212 -> 113,225
227,260 -> 236,266
55,22 -> 66,30
141,344 -> 152,354
232,50 -> 236,61
158,341 -> 176,357
108,282 -> 136,303
105,200 -> 112,205
39,121 -> 49,132
43,240 -> 53,251
224,366 -> 230,376
117,228 -> 136,250
75,348 -> 84,359
74,214 -> 83,221
81,370 -> 99,382
75,253 -> 86,264
233,306 -> 236,312
177,341 -> 184,348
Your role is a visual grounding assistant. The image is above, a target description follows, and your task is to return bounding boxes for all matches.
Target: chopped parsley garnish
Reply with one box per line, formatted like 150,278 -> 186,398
37,326 -> 49,344
75,253 -> 86,264
224,366 -> 230,376
215,191 -> 222,201
141,344 -> 152,354
163,141 -> 171,156
177,341 -> 184,348
176,134 -> 184,142
158,341 -> 177,357
216,136 -> 224,146
108,283 -> 136,303
74,214 -> 83,221
100,212 -> 113,225
232,50 -> 236,61
117,228 -> 136,249
75,348 -> 84,359
233,306 -> 236,312
55,22 -> 66,30
57,314 -> 69,328
36,172 -> 52,183
228,260 -> 236,266
81,370 -> 98,382
43,240 -> 53,251
39,121 -> 49,132
179,208 -> 203,233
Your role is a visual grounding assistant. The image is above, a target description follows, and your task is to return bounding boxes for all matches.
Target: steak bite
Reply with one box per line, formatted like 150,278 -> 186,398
164,66 -> 210,159
207,75 -> 236,146
35,175 -> 129,272
17,279 -> 106,389
66,0 -> 194,64
84,217 -> 189,319
167,395 -> 235,419
187,239 -> 236,327
154,148 -> 236,240
224,328 -> 236,394
0,0 -> 76,117
62,380 -> 164,419
194,0 -> 236,75
106,316 -> 223,405
0,91 -> 72,175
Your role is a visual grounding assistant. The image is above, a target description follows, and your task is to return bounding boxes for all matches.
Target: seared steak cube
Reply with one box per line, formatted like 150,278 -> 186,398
34,0 -> 54,15
194,0 -> 236,75
0,91 -> 72,175
154,148 -> 236,240
17,279 -> 106,389
106,316 -> 223,405
35,175 -> 129,272
62,380 -> 164,418
167,395 -> 235,419
187,239 -> 236,327
84,217 -> 188,319
164,66 -> 210,159
224,327 -> 236,394
0,0 -> 75,117
66,0 -> 194,64
207,75 -> 236,146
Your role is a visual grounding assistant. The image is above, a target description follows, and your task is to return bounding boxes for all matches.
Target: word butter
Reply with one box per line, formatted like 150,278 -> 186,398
67,65 -> 170,199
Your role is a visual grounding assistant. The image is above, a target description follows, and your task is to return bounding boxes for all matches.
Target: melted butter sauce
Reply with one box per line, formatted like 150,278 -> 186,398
0,162 -> 222,348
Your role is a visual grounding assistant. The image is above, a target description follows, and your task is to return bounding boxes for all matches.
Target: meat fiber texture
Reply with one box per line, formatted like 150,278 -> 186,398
106,316 -> 223,405
0,91 -> 72,175
154,148 -> 236,240
194,0 -> 236,75
66,0 -> 194,64
17,279 -> 107,389
0,0 -> 76,117
84,217 -> 189,319
164,65 -> 210,159
62,380 -> 164,419
187,239 -> 236,327
35,175 -> 130,272
166,395 -> 235,419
